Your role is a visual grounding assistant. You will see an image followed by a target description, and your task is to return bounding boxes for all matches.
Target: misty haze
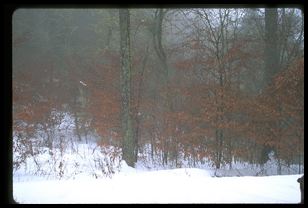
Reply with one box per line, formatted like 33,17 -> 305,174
12,8 -> 304,204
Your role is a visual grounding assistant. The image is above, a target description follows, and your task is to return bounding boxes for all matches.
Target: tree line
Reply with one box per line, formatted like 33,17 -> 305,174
13,8 -> 304,174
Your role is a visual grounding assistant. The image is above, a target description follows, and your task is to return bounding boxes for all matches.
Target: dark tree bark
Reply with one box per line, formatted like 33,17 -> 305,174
153,9 -> 168,74
259,8 -> 279,167
264,8 -> 279,86
119,9 -> 136,167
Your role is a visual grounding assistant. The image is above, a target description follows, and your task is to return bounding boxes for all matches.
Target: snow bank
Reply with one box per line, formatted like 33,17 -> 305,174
13,165 -> 302,204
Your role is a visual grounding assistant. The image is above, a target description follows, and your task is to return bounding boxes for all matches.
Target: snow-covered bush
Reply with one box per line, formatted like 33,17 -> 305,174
14,141 -> 122,180
88,145 -> 122,178
13,110 -> 123,179
13,121 -> 41,172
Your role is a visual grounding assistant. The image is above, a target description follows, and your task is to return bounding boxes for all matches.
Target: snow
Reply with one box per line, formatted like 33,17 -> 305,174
13,143 -> 121,182
13,159 -> 302,204
13,113 -> 302,204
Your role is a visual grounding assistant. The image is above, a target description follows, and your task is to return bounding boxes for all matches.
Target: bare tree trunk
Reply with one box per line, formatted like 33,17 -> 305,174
152,9 -> 174,166
119,9 -> 136,167
264,8 -> 279,87
133,43 -> 150,162
259,8 -> 279,166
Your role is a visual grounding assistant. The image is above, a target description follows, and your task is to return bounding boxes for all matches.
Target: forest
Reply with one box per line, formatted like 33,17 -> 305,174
13,8 -> 304,179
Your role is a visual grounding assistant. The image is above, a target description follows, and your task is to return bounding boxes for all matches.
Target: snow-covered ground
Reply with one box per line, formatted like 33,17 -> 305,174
13,160 -> 302,204
13,112 -> 303,204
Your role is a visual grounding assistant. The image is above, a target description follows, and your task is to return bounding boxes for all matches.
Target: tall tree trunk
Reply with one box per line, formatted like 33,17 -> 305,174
259,8 -> 279,166
264,8 -> 279,87
215,128 -> 224,169
134,43 -> 150,162
119,9 -> 136,167
152,9 -> 174,165
153,9 -> 168,73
